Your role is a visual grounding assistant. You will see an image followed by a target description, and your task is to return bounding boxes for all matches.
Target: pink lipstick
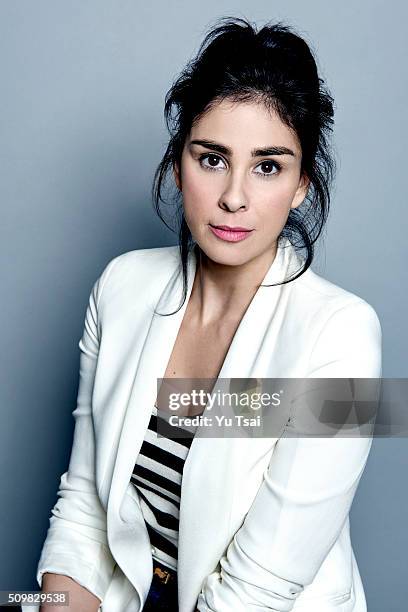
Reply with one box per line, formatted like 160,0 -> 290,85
209,224 -> 254,243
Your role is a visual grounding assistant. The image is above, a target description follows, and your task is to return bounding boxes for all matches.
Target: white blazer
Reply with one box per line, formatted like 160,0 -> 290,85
26,237 -> 382,612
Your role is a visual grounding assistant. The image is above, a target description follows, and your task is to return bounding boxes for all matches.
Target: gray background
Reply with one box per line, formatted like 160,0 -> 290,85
1,1 -> 407,609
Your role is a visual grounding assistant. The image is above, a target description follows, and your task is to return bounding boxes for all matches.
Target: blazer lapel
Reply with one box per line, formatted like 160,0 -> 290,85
106,247 -> 197,519
105,246 -> 198,606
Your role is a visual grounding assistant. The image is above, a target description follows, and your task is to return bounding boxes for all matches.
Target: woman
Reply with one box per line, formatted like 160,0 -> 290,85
31,16 -> 381,612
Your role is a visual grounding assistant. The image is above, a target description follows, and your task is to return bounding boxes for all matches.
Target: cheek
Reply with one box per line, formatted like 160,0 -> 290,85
183,168 -> 218,201
260,174 -> 299,210
257,180 -> 298,229
181,167 -> 219,219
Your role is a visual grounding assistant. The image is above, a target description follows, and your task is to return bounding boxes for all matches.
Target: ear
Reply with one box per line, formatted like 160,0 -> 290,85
290,173 -> 310,210
173,162 -> 181,191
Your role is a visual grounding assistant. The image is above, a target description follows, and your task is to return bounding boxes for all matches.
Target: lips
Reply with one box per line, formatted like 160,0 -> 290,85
210,224 -> 252,232
209,224 -> 254,243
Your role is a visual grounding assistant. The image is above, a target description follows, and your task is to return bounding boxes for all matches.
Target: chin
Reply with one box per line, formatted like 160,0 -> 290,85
198,242 -> 254,268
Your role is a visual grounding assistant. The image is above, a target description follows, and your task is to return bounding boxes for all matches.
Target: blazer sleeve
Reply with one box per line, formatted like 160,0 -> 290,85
196,299 -> 382,612
34,256 -> 121,604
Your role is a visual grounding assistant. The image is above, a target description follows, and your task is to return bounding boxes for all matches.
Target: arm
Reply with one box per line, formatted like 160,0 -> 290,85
39,573 -> 101,611
197,299 -> 382,611
35,256 -> 121,607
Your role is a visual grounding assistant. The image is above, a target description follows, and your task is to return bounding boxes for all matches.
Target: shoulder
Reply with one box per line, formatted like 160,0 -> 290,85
295,264 -> 369,307
282,240 -> 381,331
107,244 -> 179,278
293,265 -> 381,330
292,267 -> 382,377
93,245 -> 180,307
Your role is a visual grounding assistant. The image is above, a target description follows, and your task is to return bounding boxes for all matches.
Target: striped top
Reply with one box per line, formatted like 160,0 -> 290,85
130,404 -> 197,570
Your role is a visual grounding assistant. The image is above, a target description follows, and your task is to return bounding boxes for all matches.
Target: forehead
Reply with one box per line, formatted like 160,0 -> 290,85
190,99 -> 300,154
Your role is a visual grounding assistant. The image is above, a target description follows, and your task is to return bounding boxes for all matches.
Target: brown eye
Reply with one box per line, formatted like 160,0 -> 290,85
254,160 -> 281,178
207,154 -> 220,167
199,153 -> 226,172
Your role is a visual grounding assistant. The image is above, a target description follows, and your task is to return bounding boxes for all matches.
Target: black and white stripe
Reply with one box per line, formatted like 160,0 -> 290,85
130,405 -> 196,570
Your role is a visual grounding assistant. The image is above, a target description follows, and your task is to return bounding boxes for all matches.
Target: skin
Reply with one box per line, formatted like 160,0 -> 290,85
173,99 -> 310,328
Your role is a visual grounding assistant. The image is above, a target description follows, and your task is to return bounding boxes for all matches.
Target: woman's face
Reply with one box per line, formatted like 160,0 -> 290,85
174,99 -> 309,267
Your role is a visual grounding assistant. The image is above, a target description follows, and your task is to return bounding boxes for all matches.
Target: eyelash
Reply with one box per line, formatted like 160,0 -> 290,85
198,153 -> 282,179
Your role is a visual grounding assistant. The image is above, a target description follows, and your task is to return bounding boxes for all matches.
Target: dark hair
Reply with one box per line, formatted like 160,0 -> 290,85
151,16 -> 336,315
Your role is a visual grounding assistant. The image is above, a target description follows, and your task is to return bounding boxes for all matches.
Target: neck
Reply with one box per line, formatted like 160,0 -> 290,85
189,242 -> 278,327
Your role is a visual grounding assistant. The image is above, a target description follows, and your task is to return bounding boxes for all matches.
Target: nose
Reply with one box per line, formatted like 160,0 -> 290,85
218,171 -> 248,212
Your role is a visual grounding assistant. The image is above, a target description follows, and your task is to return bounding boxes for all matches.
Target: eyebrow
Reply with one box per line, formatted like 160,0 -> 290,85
189,139 -> 296,158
